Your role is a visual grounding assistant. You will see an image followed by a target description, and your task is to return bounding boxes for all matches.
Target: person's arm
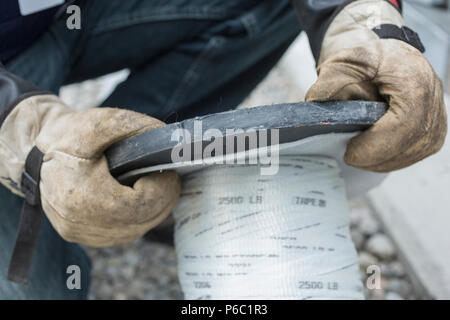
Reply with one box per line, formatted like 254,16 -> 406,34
0,63 -> 51,194
290,0 -> 356,62
290,0 -> 418,62
290,0 -> 447,172
0,63 -> 180,246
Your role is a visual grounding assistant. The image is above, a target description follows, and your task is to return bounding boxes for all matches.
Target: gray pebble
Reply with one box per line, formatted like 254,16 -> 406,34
366,234 -> 396,260
385,279 -> 412,297
359,214 -> 380,236
351,229 -> 365,250
105,265 -> 120,278
368,289 -> 386,300
349,209 -> 363,228
358,251 -> 379,270
121,266 -> 135,279
113,292 -> 127,300
382,261 -> 406,278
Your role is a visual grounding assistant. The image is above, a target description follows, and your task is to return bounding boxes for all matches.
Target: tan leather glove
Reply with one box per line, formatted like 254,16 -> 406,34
0,94 -> 180,247
306,0 -> 447,172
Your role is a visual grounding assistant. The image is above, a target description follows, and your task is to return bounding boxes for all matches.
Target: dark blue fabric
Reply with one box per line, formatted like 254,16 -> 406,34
0,1 -> 67,62
0,185 -> 91,299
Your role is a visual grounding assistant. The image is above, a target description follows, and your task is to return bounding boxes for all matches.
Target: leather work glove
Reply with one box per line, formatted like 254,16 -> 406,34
305,0 -> 447,172
0,93 -> 181,247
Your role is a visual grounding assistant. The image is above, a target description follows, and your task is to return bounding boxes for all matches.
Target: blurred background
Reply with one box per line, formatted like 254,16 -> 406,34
59,0 -> 450,300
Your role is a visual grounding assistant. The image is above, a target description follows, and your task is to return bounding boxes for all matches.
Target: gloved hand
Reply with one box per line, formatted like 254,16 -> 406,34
306,0 -> 447,172
0,94 -> 181,247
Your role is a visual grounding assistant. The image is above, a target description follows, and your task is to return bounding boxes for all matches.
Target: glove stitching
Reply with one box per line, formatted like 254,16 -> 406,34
40,188 -> 174,228
423,77 -> 441,151
43,150 -> 93,162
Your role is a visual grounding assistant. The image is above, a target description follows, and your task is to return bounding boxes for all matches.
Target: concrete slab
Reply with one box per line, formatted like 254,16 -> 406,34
404,2 -> 450,90
368,94 -> 450,299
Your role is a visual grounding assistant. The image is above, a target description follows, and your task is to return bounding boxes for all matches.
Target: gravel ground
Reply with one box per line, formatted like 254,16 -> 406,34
61,55 -> 420,300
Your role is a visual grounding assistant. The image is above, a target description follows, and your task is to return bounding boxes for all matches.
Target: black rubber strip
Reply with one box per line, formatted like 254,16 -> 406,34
106,100 -> 387,184
7,203 -> 44,284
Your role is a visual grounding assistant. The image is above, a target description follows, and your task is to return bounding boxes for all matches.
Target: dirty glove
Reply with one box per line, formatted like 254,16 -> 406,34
305,0 -> 447,172
0,93 -> 181,247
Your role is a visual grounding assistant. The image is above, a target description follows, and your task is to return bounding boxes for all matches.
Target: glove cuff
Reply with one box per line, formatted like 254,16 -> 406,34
318,0 -> 422,64
0,94 -> 71,196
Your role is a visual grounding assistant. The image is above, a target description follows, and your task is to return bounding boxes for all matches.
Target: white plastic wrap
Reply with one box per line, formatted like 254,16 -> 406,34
173,155 -> 363,299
